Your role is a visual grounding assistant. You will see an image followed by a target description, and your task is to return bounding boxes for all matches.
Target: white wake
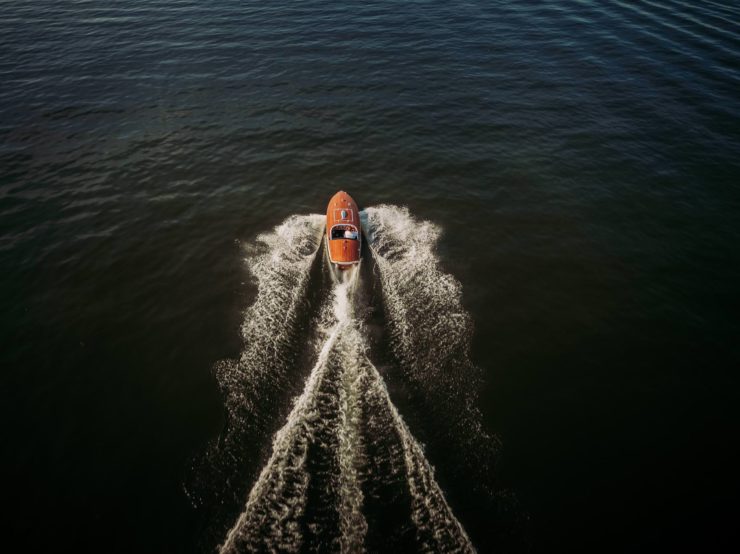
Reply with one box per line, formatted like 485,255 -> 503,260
217,207 -> 484,553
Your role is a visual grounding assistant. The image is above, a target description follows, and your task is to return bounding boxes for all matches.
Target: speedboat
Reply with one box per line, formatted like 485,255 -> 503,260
326,191 -> 361,269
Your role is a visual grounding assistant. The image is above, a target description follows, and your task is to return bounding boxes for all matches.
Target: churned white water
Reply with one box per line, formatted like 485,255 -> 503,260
214,214 -> 324,454
365,205 -> 494,469
218,208 -> 481,553
220,270 -> 367,553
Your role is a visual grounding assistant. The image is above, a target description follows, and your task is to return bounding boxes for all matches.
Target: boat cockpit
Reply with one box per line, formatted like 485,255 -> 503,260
330,225 -> 359,240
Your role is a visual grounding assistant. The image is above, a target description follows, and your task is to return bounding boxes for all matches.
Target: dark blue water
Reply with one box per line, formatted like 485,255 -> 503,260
2,1 -> 739,552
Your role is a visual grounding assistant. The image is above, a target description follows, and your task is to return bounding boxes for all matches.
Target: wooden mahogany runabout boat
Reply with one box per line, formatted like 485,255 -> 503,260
326,191 -> 361,269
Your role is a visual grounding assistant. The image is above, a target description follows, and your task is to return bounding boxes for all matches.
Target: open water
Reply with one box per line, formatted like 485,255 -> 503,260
2,1 -> 739,552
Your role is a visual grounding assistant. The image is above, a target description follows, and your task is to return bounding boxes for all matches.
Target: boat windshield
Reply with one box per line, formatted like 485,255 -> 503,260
331,225 -> 358,240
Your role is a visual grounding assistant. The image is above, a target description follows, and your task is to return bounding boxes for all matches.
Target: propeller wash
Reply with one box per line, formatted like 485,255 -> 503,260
212,206 -> 490,553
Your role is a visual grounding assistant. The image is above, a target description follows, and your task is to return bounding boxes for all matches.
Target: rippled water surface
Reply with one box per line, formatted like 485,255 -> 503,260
2,1 -> 739,552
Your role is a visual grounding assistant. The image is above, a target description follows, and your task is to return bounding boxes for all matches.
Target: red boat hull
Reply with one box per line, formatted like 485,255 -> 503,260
326,191 -> 361,268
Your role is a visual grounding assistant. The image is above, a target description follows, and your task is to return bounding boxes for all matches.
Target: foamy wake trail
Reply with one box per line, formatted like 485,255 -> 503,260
220,272 -> 366,553
215,214 -> 324,452
220,264 -> 474,553
364,205 -> 493,463
357,342 -> 475,553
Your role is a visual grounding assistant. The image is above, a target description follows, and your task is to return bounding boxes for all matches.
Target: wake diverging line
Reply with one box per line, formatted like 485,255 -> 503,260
216,208 -> 481,553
